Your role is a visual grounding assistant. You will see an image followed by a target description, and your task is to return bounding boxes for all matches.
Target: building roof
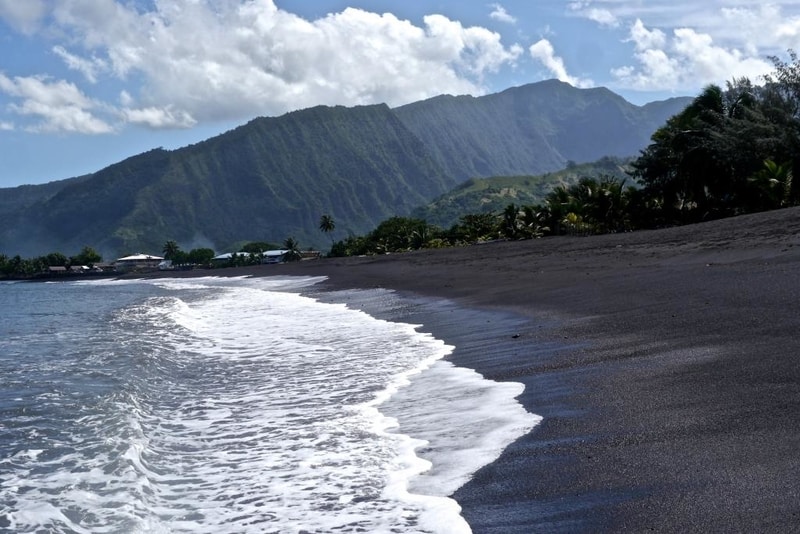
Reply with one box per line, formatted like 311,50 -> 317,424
212,250 -> 288,260
116,253 -> 164,261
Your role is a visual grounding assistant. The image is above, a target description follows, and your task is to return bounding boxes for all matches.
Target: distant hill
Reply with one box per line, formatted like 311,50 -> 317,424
412,157 -> 633,229
0,80 -> 691,258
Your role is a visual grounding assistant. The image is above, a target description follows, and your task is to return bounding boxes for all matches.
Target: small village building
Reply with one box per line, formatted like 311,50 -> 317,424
212,250 -> 290,265
114,253 -> 165,271
263,249 -> 290,263
92,263 -> 116,273
299,250 -> 322,260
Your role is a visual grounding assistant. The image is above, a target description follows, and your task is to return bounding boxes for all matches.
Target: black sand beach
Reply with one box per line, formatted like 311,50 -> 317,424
176,207 -> 800,532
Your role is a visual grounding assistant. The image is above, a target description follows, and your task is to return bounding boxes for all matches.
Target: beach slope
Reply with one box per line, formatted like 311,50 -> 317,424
259,207 -> 800,532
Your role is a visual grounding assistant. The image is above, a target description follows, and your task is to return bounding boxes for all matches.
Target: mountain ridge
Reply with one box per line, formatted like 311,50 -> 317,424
0,80 -> 692,258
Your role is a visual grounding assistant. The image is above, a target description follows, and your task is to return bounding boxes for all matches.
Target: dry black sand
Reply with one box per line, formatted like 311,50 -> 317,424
169,207 -> 800,532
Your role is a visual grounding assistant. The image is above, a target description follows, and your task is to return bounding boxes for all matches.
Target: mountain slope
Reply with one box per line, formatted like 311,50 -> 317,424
394,79 -> 688,181
412,157 -> 633,228
0,81 -> 691,258
10,104 -> 453,257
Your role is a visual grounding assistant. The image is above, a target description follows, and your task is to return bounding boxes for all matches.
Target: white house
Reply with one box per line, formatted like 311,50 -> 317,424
114,253 -> 165,271
212,250 -> 289,264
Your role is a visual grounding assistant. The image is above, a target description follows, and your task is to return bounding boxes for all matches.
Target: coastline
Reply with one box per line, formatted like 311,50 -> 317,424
268,207 -> 800,532
121,207 -> 800,531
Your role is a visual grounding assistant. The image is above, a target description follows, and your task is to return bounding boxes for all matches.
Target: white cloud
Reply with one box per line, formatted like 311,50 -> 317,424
0,0 -> 46,34
0,73 -> 113,134
571,2 -> 800,53
568,2 -> 618,27
628,19 -> 666,51
52,45 -> 104,83
3,0 -> 522,131
529,39 -> 593,88
564,3 -> 798,95
719,4 -> 800,52
489,4 -> 517,24
122,106 -> 197,129
585,8 -> 618,27
0,120 -> 13,131
612,19 -> 773,92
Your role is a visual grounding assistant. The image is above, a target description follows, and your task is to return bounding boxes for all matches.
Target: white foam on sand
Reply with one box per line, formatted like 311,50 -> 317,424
381,359 -> 540,498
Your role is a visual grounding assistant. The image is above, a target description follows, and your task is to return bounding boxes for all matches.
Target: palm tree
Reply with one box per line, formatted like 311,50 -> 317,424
501,203 -> 521,239
319,214 -> 335,244
749,159 -> 794,210
519,205 -> 548,238
282,237 -> 302,262
162,240 -> 180,260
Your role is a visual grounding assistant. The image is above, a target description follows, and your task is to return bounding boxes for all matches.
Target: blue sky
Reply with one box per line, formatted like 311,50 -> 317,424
1,1 -> 799,188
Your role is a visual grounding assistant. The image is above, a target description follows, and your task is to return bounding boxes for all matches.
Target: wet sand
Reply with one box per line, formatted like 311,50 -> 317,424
172,207 -> 800,532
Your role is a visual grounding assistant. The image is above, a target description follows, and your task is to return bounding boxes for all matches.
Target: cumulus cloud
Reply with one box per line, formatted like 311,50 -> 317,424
566,2 -> 789,93
572,2 -> 800,54
52,46 -> 104,83
489,4 -> 517,24
122,106 -> 197,129
1,78 -> 108,134
612,18 -> 773,91
1,0 -> 522,133
718,4 -> 800,53
568,2 -> 618,27
628,19 -> 666,51
585,8 -> 618,27
529,39 -> 593,88
0,73 -> 114,134
0,0 -> 46,34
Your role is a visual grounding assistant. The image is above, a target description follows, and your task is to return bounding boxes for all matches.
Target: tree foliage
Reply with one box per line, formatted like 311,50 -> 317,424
0,246 -> 104,278
71,246 -> 102,266
632,59 -> 800,224
282,237 -> 302,262
319,214 -> 335,235
162,240 -> 180,260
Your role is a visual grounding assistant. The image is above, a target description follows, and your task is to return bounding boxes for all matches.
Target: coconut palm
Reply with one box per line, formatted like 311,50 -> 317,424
282,237 -> 302,262
749,159 -> 794,210
519,205 -> 548,238
500,203 -> 521,239
162,240 -> 180,260
319,214 -> 335,244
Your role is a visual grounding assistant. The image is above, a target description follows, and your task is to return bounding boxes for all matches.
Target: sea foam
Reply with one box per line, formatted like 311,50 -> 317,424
1,275 -> 539,533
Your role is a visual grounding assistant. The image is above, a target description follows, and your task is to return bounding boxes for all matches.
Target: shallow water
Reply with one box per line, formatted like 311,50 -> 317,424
0,276 -> 539,533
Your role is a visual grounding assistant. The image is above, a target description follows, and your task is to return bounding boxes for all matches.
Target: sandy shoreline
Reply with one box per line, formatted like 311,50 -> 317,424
150,207 -> 800,531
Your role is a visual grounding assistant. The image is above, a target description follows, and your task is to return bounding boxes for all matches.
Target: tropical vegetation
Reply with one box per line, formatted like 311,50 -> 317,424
0,246 -> 103,278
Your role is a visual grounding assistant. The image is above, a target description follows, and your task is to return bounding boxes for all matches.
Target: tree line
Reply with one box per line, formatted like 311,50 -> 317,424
326,175 -> 628,257
0,246 -> 103,278
160,237 -> 305,268
0,237 -> 303,278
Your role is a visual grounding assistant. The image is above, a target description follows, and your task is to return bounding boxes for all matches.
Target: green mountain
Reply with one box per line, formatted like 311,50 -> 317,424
0,81 -> 691,258
7,104 -> 451,258
394,80 -> 687,181
412,157 -> 632,229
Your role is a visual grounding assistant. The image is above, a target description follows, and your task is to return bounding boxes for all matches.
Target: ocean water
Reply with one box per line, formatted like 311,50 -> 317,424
0,276 -> 539,533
